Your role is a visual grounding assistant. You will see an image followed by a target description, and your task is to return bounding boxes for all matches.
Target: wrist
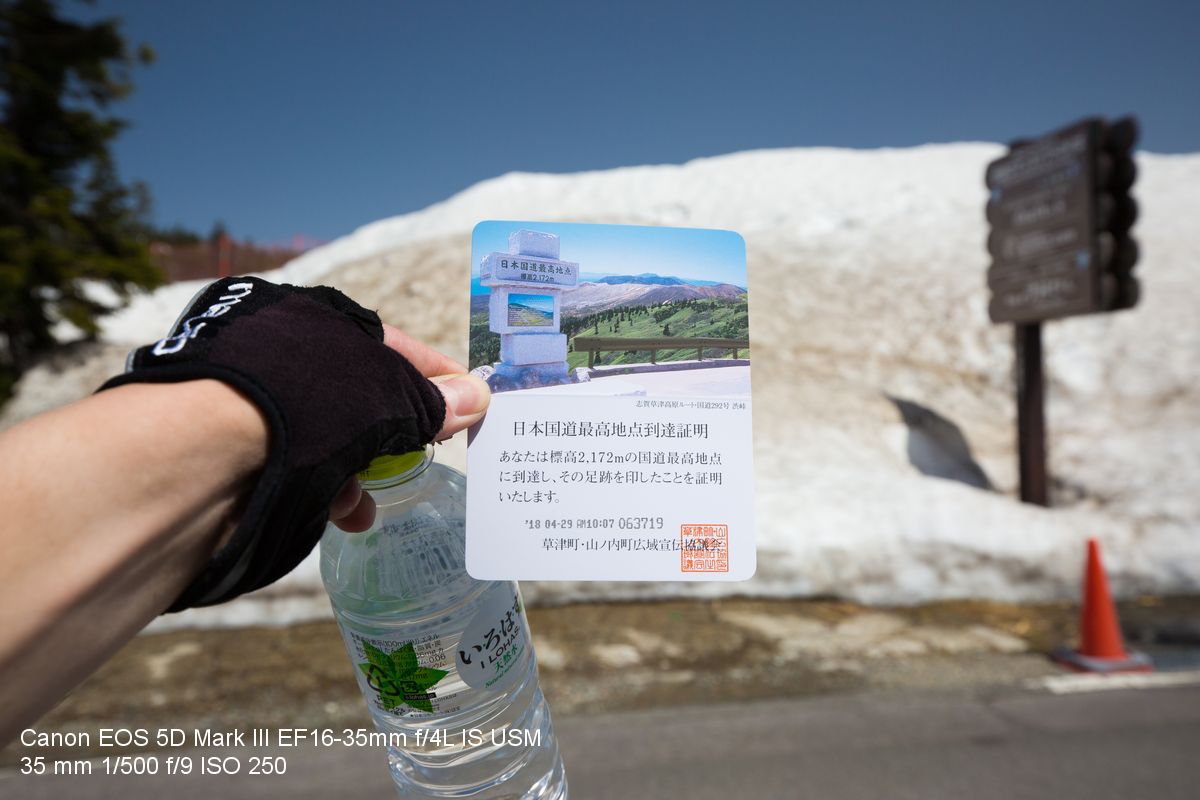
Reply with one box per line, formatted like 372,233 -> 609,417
101,380 -> 269,484
184,379 -> 270,478
134,380 -> 269,556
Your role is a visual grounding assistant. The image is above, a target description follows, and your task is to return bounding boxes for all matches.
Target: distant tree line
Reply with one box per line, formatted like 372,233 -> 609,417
562,298 -> 747,340
561,304 -> 654,339
468,297 -> 748,370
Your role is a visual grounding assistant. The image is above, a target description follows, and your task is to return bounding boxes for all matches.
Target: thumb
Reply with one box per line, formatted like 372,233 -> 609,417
429,373 -> 491,441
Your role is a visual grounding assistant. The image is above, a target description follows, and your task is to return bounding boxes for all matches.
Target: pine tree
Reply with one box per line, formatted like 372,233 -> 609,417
0,0 -> 161,397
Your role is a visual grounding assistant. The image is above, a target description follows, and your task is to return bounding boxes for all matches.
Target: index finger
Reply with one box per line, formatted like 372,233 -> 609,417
383,323 -> 468,377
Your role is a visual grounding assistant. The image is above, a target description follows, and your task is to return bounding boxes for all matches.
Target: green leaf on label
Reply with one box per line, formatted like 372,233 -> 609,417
407,666 -> 449,687
357,639 -> 448,714
390,642 -> 419,674
363,641 -> 392,670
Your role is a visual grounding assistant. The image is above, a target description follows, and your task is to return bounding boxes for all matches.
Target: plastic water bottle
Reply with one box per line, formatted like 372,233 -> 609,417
320,447 -> 568,799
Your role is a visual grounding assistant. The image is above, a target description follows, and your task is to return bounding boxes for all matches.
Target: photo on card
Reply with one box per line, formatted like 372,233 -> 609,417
469,221 -> 750,398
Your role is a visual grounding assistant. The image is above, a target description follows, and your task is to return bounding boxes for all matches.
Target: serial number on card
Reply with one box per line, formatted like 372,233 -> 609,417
523,517 -> 665,531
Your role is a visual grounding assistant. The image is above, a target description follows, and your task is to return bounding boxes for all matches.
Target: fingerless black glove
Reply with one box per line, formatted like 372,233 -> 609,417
99,277 -> 446,611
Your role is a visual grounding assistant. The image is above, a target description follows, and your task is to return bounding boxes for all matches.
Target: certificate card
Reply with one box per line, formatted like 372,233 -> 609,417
465,221 -> 754,581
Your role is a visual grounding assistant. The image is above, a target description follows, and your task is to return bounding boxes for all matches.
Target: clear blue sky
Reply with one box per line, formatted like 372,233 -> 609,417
78,0 -> 1199,243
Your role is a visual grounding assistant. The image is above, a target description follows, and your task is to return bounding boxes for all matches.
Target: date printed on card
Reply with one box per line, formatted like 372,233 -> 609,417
465,221 -> 755,581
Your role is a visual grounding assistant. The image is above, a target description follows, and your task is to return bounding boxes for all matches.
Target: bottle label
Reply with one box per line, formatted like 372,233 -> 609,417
342,584 -> 528,719
455,586 -> 527,694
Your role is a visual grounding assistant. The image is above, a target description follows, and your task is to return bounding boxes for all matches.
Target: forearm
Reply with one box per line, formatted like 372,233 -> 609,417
0,380 -> 267,742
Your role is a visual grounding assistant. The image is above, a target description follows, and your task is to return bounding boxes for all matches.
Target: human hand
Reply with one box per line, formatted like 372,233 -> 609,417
100,277 -> 487,610
328,323 -> 488,532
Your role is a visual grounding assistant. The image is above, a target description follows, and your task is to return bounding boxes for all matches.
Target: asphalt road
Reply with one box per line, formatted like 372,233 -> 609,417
4,683 -> 1198,799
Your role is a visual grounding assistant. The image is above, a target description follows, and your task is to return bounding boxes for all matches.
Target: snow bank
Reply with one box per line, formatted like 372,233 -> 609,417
3,143 -> 1197,630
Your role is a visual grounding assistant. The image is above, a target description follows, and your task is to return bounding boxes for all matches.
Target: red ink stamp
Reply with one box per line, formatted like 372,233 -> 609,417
680,524 -> 729,573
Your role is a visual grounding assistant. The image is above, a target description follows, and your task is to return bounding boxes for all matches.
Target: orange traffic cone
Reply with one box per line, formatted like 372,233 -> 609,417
1053,538 -> 1152,673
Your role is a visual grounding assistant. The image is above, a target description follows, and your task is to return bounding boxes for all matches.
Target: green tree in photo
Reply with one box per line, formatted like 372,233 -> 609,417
0,0 -> 161,399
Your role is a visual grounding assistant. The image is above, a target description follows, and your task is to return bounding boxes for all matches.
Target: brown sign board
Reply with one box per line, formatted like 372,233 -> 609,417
985,120 -> 1102,324
988,216 -> 1091,265
985,116 -> 1139,510
988,250 -> 1096,324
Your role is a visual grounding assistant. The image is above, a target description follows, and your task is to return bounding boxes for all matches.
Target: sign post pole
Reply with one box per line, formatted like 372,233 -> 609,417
1014,322 -> 1048,506
985,115 -> 1139,507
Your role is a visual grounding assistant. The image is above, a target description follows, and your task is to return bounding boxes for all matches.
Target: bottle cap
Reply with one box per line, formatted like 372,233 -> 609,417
358,450 -> 426,482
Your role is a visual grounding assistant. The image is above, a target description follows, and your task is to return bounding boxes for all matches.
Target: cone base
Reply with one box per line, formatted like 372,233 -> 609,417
1052,646 -> 1154,674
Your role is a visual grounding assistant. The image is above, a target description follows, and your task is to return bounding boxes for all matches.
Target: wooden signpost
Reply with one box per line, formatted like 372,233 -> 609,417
985,116 -> 1140,505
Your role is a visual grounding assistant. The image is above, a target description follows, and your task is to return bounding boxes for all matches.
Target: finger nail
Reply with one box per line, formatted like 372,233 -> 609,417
442,374 -> 489,417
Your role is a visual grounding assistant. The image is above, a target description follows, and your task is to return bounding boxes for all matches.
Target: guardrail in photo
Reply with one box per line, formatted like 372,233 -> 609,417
572,336 -> 750,368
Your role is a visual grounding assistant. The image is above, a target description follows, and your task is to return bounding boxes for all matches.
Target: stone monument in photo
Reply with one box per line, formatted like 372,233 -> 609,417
480,229 -> 579,388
